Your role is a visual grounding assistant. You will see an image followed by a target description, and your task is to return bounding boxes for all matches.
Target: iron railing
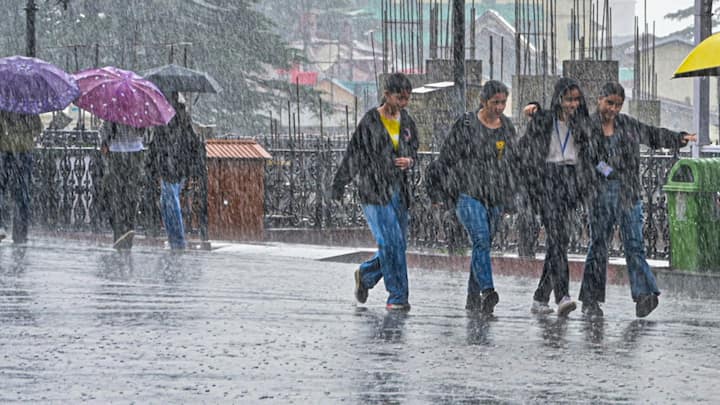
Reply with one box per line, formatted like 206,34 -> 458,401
24,129 -> 684,261
262,135 -> 684,260
22,129 -> 207,240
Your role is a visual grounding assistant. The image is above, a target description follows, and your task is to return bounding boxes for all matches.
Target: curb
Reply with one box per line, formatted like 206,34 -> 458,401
322,249 -> 720,299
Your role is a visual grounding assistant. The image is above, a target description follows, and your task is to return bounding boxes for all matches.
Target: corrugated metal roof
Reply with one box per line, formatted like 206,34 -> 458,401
206,139 -> 272,160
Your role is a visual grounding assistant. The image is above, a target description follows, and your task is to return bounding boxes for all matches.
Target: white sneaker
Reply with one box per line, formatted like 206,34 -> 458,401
557,296 -> 577,317
531,300 -> 554,314
113,230 -> 135,250
0,228 -> 6,241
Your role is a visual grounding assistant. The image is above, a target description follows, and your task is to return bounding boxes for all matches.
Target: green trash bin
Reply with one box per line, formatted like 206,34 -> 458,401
663,158 -> 720,272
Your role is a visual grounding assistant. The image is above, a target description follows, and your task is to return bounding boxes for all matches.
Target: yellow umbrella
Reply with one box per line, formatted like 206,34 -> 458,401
673,32 -> 720,78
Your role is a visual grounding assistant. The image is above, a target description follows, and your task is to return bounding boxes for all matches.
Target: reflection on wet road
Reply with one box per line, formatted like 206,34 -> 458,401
0,239 -> 718,403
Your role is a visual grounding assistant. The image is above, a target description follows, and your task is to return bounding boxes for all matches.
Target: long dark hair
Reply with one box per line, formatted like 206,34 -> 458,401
550,77 -> 589,124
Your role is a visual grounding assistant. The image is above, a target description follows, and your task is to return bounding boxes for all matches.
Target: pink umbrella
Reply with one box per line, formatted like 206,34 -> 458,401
73,66 -> 175,128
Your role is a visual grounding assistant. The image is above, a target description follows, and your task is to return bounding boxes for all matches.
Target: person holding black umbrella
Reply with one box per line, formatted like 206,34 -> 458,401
0,110 -> 42,244
147,92 -> 201,250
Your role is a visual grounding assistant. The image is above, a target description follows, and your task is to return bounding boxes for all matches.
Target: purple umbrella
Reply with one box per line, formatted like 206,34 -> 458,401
0,56 -> 80,114
74,66 -> 175,128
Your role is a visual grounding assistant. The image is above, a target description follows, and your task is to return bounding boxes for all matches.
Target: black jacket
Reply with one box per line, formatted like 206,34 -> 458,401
147,103 -> 202,184
590,112 -> 687,206
428,111 -> 519,207
331,107 -> 419,207
518,108 -> 598,210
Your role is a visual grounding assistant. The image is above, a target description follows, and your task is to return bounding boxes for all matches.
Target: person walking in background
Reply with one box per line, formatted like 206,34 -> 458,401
578,82 -> 696,318
518,77 -> 597,317
0,110 -> 42,244
428,80 -> 519,314
331,72 -> 418,311
100,121 -> 146,250
147,92 -> 201,251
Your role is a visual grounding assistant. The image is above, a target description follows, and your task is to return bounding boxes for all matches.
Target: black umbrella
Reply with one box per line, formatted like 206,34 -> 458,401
141,63 -> 222,94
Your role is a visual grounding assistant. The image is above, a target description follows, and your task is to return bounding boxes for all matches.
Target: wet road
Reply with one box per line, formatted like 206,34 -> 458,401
0,239 -> 718,403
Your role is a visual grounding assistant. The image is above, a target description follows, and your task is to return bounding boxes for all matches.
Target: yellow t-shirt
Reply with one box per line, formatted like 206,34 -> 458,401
380,115 -> 400,151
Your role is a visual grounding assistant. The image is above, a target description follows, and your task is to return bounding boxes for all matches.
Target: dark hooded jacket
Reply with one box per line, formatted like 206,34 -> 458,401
331,107 -> 419,207
427,110 -> 520,207
589,111 -> 687,207
147,102 -> 202,183
517,77 -> 599,209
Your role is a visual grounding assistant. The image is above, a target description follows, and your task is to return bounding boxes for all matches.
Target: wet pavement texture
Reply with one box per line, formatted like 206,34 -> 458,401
1,239 -> 719,403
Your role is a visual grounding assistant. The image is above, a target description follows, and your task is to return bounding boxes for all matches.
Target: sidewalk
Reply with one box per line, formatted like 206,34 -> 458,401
212,240 -> 720,299
28,231 -> 720,299
2,237 -> 718,403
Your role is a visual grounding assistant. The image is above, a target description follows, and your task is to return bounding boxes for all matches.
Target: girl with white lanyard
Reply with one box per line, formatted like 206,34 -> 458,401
519,78 -> 595,317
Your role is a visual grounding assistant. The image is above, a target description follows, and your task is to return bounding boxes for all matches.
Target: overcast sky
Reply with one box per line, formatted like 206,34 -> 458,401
635,0 -> 694,36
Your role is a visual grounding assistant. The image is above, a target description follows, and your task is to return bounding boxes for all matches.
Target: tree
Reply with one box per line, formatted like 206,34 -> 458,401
664,3 -> 719,38
1,0 -> 320,135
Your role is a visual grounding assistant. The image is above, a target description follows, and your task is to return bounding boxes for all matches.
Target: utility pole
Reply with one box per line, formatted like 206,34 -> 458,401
693,0 -> 713,156
452,0 -> 465,115
25,0 -> 38,57
27,1 -> 71,58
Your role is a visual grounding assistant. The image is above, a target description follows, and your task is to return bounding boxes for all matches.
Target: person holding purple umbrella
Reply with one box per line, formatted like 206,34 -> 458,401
100,120 -> 146,250
0,56 -> 77,244
0,110 -> 42,244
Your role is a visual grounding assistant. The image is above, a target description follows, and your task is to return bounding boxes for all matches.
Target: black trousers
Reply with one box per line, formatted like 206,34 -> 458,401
0,152 -> 33,243
104,151 -> 143,244
533,164 -> 580,304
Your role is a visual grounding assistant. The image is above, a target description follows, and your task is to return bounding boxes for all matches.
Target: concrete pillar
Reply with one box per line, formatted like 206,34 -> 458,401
511,75 -> 560,120
628,100 -> 661,127
563,60 -> 619,108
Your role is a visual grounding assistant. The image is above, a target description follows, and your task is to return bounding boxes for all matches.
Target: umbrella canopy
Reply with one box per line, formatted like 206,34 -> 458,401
142,63 -> 222,93
73,66 -> 175,128
673,32 -> 720,78
0,56 -> 80,114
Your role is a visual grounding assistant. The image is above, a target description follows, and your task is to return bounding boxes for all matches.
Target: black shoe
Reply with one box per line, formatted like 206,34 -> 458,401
582,301 -> 604,318
354,269 -> 368,304
480,289 -> 499,315
636,294 -> 659,318
465,294 -> 482,311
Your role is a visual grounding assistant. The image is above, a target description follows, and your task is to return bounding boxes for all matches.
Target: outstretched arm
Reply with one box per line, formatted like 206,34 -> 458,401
632,116 -> 696,149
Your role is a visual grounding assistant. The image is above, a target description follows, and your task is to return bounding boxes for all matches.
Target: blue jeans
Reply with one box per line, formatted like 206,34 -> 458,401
455,194 -> 502,295
160,179 -> 187,250
359,192 -> 409,305
580,181 -> 660,303
0,152 -> 33,243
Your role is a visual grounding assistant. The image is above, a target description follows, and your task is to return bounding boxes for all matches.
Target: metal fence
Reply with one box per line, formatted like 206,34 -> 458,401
23,128 -> 684,260
262,135 -> 684,260
20,129 -> 206,240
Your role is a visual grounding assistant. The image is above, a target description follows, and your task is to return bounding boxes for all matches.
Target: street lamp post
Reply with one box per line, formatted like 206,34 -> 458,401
693,0 -> 713,156
452,0 -> 465,115
25,0 -> 70,58
25,0 -> 38,57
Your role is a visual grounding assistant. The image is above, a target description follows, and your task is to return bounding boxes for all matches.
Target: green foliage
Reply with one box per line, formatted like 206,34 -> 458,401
663,4 -> 720,38
664,6 -> 694,21
0,0 -> 323,135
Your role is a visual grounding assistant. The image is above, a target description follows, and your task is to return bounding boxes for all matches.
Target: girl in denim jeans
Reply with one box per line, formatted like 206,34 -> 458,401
331,73 -> 418,311
579,82 -> 695,318
429,80 -> 519,314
